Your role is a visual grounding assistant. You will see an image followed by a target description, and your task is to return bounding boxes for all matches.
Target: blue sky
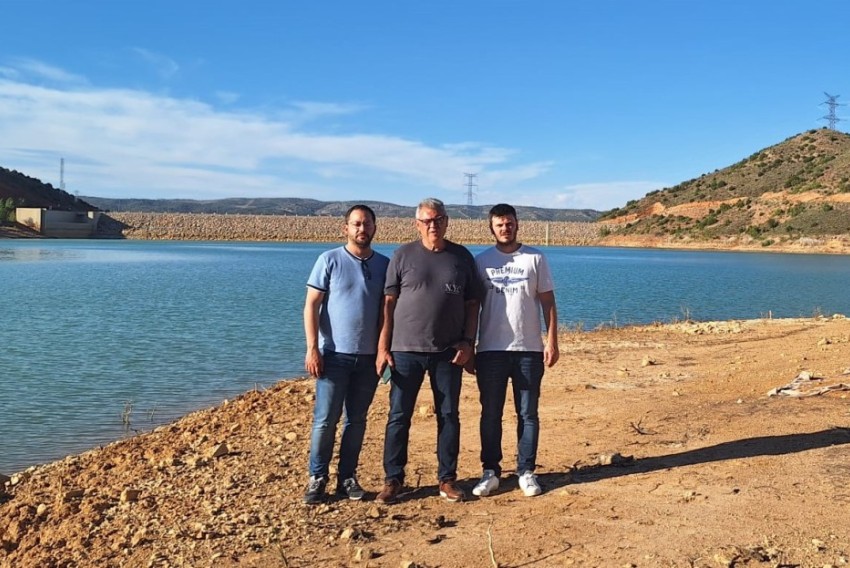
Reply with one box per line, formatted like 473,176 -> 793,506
1,1 -> 848,211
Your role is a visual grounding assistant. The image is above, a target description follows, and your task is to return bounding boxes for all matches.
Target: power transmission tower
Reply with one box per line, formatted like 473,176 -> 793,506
60,157 -> 66,191
821,92 -> 843,130
463,172 -> 477,206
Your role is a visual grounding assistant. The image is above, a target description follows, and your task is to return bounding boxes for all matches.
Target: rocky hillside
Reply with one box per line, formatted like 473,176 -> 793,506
599,129 -> 850,244
0,167 -> 95,211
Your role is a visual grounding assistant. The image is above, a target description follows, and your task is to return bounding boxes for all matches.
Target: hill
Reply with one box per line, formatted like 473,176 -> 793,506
599,128 -> 850,244
0,164 -> 598,223
0,166 -> 95,211
81,196 -> 600,222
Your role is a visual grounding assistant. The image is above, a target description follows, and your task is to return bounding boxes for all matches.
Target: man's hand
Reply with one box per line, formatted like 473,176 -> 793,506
305,346 -> 323,378
544,343 -> 560,368
451,341 -> 474,367
377,349 -> 394,379
463,352 -> 476,375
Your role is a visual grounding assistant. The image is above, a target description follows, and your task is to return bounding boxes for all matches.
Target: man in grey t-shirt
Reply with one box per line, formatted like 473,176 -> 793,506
375,197 -> 483,504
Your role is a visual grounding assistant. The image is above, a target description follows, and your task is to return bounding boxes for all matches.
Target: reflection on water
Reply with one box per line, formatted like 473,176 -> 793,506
3,240 -> 850,474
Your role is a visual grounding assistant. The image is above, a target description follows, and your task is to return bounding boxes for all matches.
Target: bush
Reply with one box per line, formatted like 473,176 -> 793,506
0,197 -> 16,225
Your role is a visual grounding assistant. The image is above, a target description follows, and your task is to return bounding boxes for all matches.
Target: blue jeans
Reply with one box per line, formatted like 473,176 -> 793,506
476,351 -> 544,475
308,351 -> 379,480
383,349 -> 462,483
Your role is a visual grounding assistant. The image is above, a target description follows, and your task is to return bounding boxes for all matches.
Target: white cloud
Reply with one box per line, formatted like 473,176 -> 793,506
0,62 -> 550,204
6,57 -> 87,84
289,101 -> 365,120
130,48 -> 179,79
549,181 -> 666,211
215,91 -> 241,105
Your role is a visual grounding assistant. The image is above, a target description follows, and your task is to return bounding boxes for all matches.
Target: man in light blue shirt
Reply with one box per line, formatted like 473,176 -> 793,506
302,204 -> 389,504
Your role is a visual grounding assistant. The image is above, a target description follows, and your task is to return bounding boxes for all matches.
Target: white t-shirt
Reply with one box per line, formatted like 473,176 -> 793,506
475,244 -> 554,352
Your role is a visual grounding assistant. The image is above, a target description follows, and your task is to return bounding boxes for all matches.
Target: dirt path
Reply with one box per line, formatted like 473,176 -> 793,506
3,317 -> 850,567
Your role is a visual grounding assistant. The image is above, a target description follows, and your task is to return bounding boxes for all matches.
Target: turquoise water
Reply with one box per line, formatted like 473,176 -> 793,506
3,239 -> 850,473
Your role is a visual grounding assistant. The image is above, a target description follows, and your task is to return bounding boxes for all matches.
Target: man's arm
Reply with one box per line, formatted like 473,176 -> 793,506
303,287 -> 325,378
539,291 -> 560,368
376,294 -> 397,376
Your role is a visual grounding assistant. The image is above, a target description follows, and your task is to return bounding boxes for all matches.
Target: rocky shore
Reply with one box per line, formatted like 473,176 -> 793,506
4,212 -> 850,255
96,212 -> 601,246
3,316 -> 850,567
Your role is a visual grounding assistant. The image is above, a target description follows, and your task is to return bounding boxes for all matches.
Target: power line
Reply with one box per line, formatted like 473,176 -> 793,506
463,172 -> 477,206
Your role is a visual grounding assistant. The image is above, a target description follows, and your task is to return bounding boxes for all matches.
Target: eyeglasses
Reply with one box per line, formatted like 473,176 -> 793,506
416,215 -> 447,227
361,260 -> 371,280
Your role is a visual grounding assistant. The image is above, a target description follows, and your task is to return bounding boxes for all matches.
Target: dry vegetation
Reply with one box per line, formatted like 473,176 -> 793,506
600,129 -> 850,245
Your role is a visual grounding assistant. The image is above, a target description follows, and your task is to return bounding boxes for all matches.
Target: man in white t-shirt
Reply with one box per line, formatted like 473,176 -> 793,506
469,203 -> 560,497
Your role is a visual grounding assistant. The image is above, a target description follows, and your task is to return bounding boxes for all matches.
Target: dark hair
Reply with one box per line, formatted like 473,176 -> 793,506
345,204 -> 376,223
488,203 -> 517,223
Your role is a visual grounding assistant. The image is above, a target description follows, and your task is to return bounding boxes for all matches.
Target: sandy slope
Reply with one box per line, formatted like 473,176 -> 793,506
3,316 -> 850,567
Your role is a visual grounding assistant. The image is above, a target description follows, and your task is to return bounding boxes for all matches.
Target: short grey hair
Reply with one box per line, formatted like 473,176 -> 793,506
417,197 -> 447,216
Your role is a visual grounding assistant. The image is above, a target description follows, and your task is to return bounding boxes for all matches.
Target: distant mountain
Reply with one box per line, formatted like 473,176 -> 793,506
0,166 -> 96,211
599,128 -> 850,240
0,166 -> 599,222
82,196 -> 601,222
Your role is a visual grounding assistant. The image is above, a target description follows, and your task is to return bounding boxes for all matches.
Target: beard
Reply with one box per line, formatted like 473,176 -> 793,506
353,232 -> 374,247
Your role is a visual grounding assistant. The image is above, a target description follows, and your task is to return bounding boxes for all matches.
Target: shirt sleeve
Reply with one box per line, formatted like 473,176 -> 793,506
306,252 -> 331,292
536,253 -> 555,294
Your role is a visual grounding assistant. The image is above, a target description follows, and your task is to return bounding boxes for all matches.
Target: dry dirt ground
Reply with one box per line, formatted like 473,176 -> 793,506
3,317 -> 850,568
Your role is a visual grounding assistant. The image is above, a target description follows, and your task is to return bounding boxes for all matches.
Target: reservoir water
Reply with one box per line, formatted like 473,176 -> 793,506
3,239 -> 850,474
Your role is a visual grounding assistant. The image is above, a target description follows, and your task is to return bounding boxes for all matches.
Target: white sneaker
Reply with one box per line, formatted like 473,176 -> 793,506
518,470 -> 542,497
472,469 -> 500,497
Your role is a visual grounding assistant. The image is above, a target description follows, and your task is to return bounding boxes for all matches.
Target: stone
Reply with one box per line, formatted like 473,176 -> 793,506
598,452 -> 633,466
285,431 -> 298,442
10,471 -> 31,486
121,488 -> 142,503
341,527 -> 358,540
353,547 -> 374,561
189,455 -> 210,468
208,443 -> 230,459
130,528 -> 147,547
62,489 -> 85,502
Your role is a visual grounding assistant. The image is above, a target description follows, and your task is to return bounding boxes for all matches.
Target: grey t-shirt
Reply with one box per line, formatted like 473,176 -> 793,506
385,239 -> 483,352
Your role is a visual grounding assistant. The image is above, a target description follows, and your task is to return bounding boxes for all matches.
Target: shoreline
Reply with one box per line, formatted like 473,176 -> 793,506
3,315 -> 850,567
2,212 -> 849,254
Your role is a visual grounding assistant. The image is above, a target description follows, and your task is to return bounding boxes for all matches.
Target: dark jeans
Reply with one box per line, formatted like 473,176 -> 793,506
308,351 -> 379,480
476,351 -> 544,475
383,349 -> 462,483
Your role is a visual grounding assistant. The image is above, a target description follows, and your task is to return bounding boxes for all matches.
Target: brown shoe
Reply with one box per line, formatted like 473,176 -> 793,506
376,479 -> 402,504
438,480 -> 465,502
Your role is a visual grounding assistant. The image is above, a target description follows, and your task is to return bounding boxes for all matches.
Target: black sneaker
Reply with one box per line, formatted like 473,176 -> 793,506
337,477 -> 366,501
303,476 -> 327,505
